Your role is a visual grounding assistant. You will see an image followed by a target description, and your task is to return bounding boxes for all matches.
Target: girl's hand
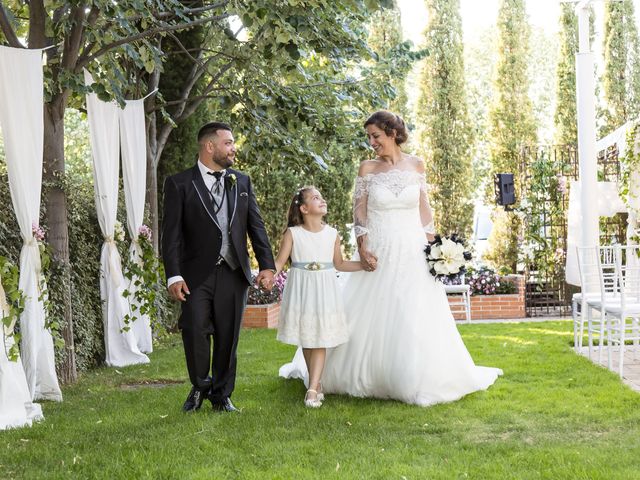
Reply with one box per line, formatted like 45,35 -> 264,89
359,248 -> 378,272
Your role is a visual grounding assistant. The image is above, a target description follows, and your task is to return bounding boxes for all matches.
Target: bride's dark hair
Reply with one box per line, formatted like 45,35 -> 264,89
364,110 -> 408,145
286,186 -> 315,230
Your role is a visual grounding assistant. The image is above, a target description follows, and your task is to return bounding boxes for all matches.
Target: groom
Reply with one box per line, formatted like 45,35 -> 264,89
162,121 -> 275,413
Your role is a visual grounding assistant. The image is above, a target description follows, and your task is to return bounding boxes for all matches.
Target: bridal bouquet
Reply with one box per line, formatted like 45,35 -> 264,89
424,234 -> 472,282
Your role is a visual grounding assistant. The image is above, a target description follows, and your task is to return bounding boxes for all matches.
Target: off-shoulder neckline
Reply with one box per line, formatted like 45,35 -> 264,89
359,169 -> 423,179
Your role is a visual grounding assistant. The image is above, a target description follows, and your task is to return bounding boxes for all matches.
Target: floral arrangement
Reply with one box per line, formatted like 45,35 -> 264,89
32,222 -> 45,242
114,221 -> 126,243
466,267 -> 516,296
424,234 -> 472,282
247,270 -> 288,305
138,224 -> 153,242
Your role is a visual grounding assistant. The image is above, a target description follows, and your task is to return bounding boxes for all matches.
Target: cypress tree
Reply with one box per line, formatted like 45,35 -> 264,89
602,0 -> 640,135
485,0 -> 537,273
416,0 -> 474,238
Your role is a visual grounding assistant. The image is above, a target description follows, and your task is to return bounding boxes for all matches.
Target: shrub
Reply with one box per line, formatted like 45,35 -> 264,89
247,270 -> 287,305
466,266 -> 516,296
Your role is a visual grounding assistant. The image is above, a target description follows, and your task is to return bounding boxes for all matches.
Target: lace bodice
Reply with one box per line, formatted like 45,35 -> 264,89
353,169 -> 435,238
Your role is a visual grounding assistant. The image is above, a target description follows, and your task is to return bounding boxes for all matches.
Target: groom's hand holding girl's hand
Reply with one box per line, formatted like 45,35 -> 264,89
255,269 -> 275,290
169,281 -> 190,302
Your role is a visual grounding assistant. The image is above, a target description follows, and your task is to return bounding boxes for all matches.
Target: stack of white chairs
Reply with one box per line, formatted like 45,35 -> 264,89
574,244 -> 640,378
574,246 -> 616,361
603,245 -> 640,377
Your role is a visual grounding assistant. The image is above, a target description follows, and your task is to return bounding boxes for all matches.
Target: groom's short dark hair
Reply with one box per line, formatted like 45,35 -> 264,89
198,122 -> 232,142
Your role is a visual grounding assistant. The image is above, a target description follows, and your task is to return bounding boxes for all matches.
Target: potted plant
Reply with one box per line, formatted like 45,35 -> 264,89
242,271 -> 287,328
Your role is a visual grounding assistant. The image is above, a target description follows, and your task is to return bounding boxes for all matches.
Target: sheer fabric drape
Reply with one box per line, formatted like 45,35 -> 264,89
0,275 -> 43,430
85,71 -> 149,367
0,46 -> 61,402
119,99 -> 152,353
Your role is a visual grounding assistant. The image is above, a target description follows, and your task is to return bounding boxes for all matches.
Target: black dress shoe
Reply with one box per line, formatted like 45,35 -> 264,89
182,387 -> 206,413
212,397 -> 240,413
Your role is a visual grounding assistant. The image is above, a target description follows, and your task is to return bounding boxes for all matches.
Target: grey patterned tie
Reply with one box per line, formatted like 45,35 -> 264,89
209,171 -> 224,196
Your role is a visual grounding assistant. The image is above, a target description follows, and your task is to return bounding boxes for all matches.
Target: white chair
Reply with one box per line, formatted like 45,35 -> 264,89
445,284 -> 472,324
590,245 -> 620,364
574,246 -> 604,352
604,245 -> 640,377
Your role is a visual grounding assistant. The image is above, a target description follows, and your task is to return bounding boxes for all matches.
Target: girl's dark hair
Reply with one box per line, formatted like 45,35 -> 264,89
286,186 -> 315,229
363,110 -> 408,145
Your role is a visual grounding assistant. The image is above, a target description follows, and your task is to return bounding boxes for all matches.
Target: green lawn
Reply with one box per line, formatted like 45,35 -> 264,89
2,321 -> 639,479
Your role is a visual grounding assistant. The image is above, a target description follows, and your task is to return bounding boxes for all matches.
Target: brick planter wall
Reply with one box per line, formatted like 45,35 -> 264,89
242,302 -> 280,328
448,275 -> 526,320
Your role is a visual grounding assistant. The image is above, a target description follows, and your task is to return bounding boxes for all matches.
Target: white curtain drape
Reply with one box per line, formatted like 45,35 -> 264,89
566,181 -> 627,286
0,276 -> 43,430
119,99 -> 152,353
85,71 -> 149,367
0,46 -> 62,401
0,278 -> 44,430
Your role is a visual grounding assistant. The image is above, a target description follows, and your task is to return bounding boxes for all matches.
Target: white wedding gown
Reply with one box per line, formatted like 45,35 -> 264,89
280,169 -> 502,406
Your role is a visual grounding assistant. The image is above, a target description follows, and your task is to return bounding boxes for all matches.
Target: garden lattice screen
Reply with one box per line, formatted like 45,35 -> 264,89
518,145 -> 627,317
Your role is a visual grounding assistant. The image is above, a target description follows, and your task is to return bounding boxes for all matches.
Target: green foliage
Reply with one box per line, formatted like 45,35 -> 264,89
602,0 -> 640,136
514,150 -> 571,286
485,0 -> 537,273
366,4 -> 412,121
122,230 -> 170,338
621,123 -> 640,220
416,0 -> 474,239
156,1 -> 421,251
554,3 -> 580,146
0,255 -> 25,362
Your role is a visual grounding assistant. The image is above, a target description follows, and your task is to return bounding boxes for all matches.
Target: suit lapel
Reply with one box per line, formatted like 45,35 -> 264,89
191,166 -> 222,231
226,170 -> 238,226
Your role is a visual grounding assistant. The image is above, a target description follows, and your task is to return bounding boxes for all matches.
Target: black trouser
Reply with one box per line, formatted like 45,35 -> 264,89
179,263 -> 248,401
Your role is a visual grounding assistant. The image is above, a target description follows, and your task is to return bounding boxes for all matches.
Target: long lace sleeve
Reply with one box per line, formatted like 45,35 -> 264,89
419,177 -> 436,235
353,175 -> 369,237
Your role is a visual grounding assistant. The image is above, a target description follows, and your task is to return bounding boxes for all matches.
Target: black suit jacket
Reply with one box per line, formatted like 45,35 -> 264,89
162,165 -> 275,290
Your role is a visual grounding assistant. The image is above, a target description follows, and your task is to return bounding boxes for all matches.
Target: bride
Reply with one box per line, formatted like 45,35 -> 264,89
280,110 -> 502,406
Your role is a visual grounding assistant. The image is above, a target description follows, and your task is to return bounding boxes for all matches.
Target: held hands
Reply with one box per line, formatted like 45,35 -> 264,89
359,248 -> 378,272
255,269 -> 275,290
168,281 -> 190,302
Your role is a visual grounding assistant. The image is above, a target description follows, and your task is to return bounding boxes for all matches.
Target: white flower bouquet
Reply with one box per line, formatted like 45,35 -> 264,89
424,234 -> 472,282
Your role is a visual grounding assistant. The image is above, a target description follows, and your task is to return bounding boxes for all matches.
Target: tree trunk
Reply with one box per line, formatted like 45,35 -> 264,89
43,100 -> 77,384
147,148 -> 159,254
146,112 -> 159,254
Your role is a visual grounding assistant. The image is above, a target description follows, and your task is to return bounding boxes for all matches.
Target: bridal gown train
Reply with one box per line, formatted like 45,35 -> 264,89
279,169 -> 502,406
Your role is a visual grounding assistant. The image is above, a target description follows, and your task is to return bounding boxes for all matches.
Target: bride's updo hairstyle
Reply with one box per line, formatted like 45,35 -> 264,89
364,110 -> 408,145
286,186 -> 316,229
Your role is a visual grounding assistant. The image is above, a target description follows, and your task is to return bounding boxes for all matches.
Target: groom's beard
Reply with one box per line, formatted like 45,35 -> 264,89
213,151 -> 235,169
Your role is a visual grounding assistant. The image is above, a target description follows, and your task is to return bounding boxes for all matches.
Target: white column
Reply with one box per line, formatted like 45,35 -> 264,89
575,1 -> 599,248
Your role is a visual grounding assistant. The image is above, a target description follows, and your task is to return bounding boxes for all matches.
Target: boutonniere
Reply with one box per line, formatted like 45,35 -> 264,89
227,173 -> 237,188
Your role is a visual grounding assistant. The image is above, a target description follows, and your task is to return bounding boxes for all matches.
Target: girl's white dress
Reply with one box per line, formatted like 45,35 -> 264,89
277,226 -> 349,349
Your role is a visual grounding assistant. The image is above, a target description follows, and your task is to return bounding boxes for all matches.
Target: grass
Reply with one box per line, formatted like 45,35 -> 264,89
2,321 -> 640,479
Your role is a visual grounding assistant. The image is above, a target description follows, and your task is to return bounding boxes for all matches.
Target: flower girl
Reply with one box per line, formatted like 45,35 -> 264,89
275,186 -> 362,408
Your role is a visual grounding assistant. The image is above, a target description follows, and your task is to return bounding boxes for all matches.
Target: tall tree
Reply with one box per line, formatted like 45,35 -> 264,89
554,3 -> 579,145
484,0 -> 537,273
416,0 -> 473,238
602,0 -> 640,135
367,2 -> 410,120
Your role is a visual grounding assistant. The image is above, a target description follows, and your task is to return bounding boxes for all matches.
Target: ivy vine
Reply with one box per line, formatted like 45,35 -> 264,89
0,256 -> 26,362
121,226 -> 167,339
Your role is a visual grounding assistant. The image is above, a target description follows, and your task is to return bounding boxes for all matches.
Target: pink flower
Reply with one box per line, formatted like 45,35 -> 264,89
32,222 -> 45,242
138,224 -> 152,241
